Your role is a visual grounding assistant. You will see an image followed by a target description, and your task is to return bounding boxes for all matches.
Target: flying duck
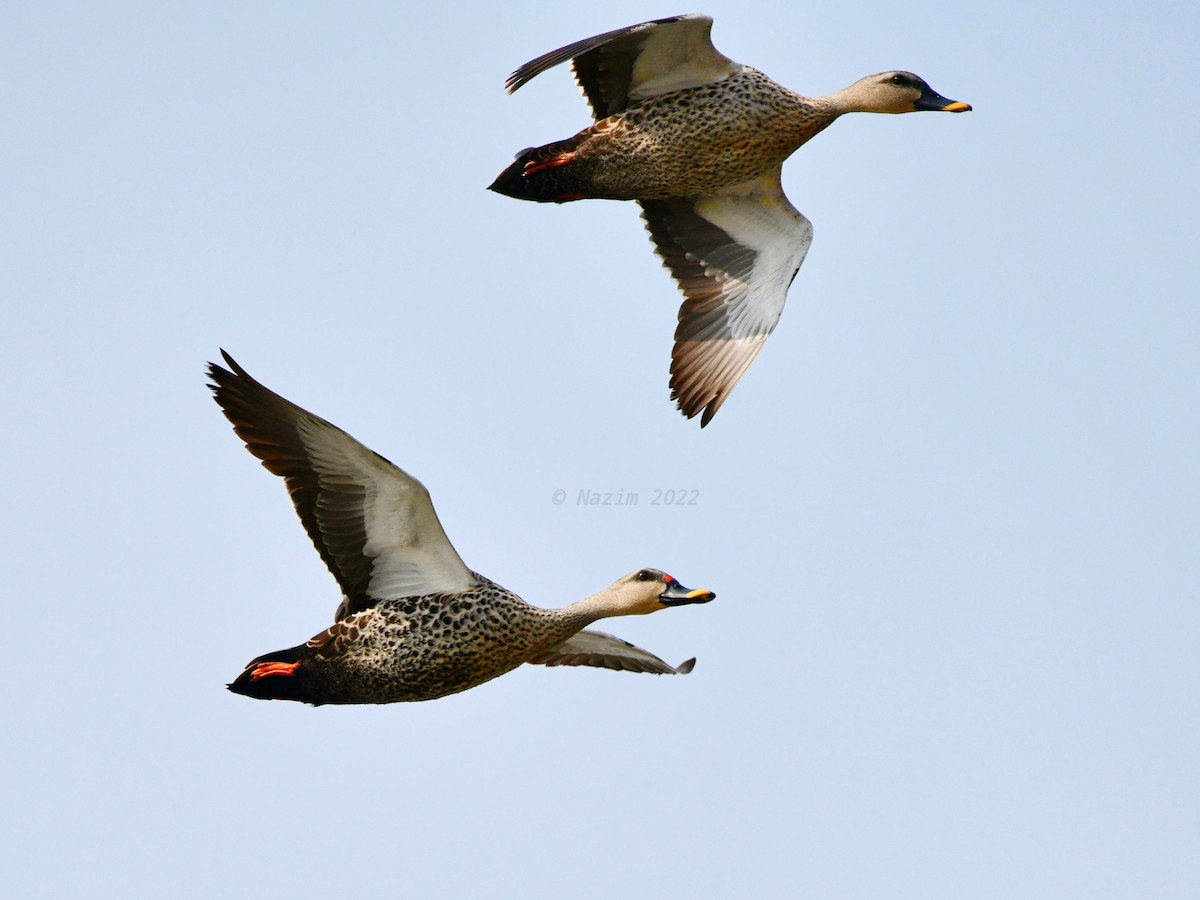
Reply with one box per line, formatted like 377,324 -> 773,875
209,352 -> 715,704
490,14 -> 970,425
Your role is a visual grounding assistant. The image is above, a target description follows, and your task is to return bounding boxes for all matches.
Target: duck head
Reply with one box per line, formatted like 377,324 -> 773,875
615,568 -> 716,614
836,71 -> 972,114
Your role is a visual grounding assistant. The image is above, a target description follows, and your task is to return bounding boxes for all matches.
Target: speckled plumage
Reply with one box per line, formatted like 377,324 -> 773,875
515,68 -> 834,202
209,352 -> 715,706
268,579 -> 588,704
490,15 -> 970,426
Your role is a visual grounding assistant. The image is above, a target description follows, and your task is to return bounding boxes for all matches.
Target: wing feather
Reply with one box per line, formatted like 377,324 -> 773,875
505,15 -> 739,119
208,352 -> 479,615
527,629 -> 695,675
640,168 -> 813,425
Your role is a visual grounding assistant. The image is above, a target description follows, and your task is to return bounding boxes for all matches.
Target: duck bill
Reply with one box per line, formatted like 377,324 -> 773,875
916,89 -> 972,112
660,581 -> 716,606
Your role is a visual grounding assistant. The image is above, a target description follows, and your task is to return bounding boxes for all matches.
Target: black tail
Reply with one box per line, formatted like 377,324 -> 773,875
227,644 -> 322,705
488,135 -> 591,203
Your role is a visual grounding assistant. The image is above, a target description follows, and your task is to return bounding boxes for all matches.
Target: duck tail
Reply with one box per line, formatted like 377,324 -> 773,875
488,136 -> 591,203
227,644 -> 321,704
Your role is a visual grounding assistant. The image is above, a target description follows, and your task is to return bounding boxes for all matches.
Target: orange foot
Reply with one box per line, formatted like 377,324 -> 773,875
524,152 -> 575,177
250,661 -> 300,681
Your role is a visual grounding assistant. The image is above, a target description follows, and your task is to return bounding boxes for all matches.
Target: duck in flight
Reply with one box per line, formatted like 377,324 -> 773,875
490,14 -> 971,426
209,352 -> 714,705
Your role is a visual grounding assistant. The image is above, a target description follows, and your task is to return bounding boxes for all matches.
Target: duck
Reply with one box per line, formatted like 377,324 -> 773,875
489,14 -> 971,426
208,351 -> 715,705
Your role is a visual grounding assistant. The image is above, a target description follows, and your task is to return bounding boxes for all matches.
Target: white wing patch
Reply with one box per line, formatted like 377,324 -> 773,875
641,167 -> 813,425
626,16 -> 741,101
506,15 -> 740,118
296,417 -> 478,600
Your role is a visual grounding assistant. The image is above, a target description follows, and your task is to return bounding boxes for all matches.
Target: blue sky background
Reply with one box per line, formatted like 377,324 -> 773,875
4,1 -> 1197,897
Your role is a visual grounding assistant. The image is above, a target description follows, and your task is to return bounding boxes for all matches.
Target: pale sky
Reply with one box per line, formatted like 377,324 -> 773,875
4,1 -> 1198,898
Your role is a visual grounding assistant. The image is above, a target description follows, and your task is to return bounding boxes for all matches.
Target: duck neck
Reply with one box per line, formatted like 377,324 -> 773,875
823,85 -> 882,116
554,590 -> 625,632
783,94 -> 840,146
555,583 -> 658,642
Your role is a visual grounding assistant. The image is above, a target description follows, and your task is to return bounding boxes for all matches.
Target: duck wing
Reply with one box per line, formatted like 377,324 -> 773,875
528,629 -> 695,675
208,352 -> 479,616
639,167 -> 813,426
505,15 -> 740,118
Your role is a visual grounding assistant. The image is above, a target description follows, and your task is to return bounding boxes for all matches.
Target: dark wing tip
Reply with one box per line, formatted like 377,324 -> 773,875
670,353 -> 731,428
207,349 -> 255,400
676,657 -> 697,674
209,347 -> 242,375
671,392 -> 719,427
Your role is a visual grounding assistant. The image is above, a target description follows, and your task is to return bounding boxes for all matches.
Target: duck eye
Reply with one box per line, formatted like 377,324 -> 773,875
637,569 -> 654,582
890,74 -> 907,86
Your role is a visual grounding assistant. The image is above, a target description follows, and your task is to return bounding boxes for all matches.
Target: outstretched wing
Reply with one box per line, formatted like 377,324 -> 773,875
208,352 -> 479,615
505,15 -> 740,119
640,167 -> 813,426
527,629 -> 696,675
